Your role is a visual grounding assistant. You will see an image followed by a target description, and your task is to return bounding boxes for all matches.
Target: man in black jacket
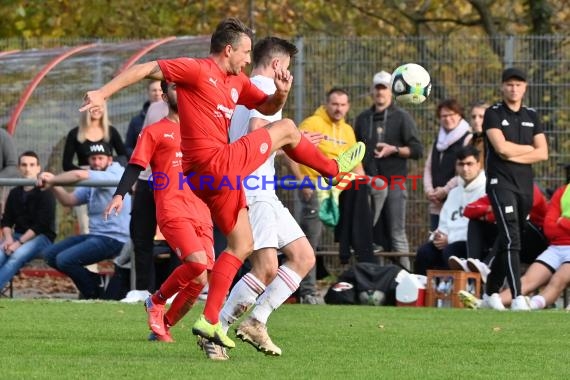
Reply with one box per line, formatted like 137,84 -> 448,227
354,71 -> 423,270
0,151 -> 56,290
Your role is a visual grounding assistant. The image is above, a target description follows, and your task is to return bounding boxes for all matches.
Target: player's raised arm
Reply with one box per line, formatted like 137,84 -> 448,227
80,61 -> 164,112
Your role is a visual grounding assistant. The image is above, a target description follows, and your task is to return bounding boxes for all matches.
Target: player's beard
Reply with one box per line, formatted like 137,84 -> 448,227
166,93 -> 178,113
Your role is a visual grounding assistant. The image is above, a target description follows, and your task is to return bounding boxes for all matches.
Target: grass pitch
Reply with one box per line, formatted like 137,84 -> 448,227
1,299 -> 569,379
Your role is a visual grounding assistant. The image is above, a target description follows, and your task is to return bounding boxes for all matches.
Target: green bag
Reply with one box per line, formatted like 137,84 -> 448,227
319,193 -> 339,227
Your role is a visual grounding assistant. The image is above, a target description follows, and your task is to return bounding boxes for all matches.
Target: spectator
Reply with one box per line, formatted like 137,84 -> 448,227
414,145 -> 486,275
128,99 -> 168,293
38,142 -> 131,299
460,183 -> 569,310
288,87 -> 362,304
354,70 -> 423,269
62,101 -> 127,171
468,101 -> 489,163
124,80 -> 163,158
62,101 -> 127,236
0,127 -> 18,178
423,99 -> 472,230
0,127 -> 19,215
0,151 -> 56,290
480,67 -> 548,310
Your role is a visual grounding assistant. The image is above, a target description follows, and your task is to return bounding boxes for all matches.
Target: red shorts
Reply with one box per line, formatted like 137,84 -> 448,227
184,128 -> 272,235
159,219 -> 215,270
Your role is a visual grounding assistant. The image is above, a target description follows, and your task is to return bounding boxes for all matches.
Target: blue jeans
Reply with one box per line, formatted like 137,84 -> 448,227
42,234 -> 124,299
0,234 -> 52,290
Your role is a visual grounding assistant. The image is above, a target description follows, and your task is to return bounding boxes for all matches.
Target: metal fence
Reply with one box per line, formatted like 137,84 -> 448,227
1,35 -> 569,251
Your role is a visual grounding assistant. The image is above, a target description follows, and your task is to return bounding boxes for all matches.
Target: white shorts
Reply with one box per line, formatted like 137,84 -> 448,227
247,196 -> 305,251
535,245 -> 570,272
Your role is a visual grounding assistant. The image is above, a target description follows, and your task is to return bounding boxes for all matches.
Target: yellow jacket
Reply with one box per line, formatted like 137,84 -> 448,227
298,106 -> 357,180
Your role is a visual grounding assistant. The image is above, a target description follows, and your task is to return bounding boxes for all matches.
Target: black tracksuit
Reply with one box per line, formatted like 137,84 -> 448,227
483,101 -> 544,297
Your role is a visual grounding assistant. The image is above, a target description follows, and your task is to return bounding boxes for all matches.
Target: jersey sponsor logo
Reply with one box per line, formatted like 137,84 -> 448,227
521,121 -> 534,127
259,142 -> 269,154
230,88 -> 238,103
175,151 -> 183,158
208,77 -> 218,87
501,119 -> 510,126
490,178 -> 498,185
504,205 -> 514,214
164,132 -> 175,139
216,104 -> 234,119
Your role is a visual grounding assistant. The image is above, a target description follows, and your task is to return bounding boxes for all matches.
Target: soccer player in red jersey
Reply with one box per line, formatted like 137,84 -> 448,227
82,18 -> 364,348
105,82 -> 214,343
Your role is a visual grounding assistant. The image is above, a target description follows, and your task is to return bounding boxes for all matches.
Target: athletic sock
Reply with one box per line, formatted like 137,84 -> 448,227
152,261 -> 207,305
165,280 -> 204,327
203,252 -> 243,324
530,295 -> 546,310
220,273 -> 266,333
283,135 -> 338,178
251,265 -> 302,324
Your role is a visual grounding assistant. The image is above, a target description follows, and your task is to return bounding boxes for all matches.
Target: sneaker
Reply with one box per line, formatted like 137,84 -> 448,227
148,330 -> 174,343
299,294 -> 324,305
467,258 -> 490,283
192,314 -> 235,348
326,142 -> 366,185
511,295 -> 531,311
483,293 -> 506,311
458,290 -> 482,309
448,256 -> 469,272
236,318 -> 282,356
144,296 -> 166,336
197,337 -> 229,361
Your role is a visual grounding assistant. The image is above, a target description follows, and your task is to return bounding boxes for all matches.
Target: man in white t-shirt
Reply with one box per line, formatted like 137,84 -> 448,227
198,37 -> 315,360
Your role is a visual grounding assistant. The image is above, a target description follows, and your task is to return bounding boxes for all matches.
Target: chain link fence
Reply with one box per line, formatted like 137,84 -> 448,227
1,35 -> 569,250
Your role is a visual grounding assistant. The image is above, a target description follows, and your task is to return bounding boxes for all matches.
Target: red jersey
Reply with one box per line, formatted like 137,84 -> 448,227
543,185 -> 570,245
129,117 -> 211,227
158,57 -> 268,169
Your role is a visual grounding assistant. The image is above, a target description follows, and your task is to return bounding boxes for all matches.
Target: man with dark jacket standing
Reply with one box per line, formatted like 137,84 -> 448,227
481,67 -> 548,311
354,71 -> 423,270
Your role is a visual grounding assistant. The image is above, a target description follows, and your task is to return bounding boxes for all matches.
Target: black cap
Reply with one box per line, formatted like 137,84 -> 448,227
502,67 -> 527,82
86,142 -> 112,157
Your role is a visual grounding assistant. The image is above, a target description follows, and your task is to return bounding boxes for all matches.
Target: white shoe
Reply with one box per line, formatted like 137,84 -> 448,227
467,258 -> 490,283
482,293 -> 506,310
235,318 -> 282,356
511,295 -> 532,311
448,256 -> 469,272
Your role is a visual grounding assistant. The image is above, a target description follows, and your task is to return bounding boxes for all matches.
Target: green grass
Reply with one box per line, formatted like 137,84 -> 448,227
1,300 -> 569,379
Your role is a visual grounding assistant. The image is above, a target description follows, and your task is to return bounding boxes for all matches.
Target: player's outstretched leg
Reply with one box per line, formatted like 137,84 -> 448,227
236,317 -> 282,356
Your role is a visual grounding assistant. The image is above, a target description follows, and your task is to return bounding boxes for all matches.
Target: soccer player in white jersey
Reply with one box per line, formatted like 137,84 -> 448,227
205,37 -> 316,359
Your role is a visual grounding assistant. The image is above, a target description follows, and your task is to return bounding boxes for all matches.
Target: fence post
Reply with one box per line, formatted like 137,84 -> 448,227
503,35 -> 515,67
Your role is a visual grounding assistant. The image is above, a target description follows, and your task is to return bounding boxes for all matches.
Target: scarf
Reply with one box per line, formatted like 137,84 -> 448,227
436,119 -> 471,152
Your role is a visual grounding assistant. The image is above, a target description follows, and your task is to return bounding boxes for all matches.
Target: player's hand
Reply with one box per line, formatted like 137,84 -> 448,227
79,90 -> 105,113
301,187 -> 313,201
36,172 -> 54,190
274,67 -> 293,93
302,131 -> 324,145
104,195 -> 124,220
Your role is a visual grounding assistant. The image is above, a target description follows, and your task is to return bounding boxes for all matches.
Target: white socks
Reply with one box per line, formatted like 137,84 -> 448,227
251,265 -> 302,324
220,273 -> 265,332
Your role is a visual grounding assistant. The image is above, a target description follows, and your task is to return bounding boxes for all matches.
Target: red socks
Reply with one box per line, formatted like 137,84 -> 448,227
203,252 -> 243,324
164,280 -> 204,327
152,261 -> 207,305
283,135 -> 338,178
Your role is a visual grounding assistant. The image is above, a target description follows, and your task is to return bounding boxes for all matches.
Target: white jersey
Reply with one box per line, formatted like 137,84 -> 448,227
229,75 -> 282,198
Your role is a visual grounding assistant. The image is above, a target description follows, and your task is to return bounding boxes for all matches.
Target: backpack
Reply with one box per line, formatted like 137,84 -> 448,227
324,263 -> 403,305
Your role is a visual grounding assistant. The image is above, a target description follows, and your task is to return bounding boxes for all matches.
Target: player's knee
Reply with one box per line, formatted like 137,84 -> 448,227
181,260 -> 207,277
193,271 -> 208,286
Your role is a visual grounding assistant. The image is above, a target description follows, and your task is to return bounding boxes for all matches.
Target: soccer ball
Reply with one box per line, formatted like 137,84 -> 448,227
358,290 -> 385,306
390,63 -> 431,105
